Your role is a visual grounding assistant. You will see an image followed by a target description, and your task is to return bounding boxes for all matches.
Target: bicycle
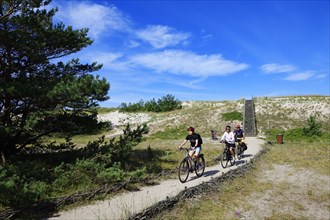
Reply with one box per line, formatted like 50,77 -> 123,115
220,143 -> 235,168
178,148 -> 205,183
236,138 -> 247,160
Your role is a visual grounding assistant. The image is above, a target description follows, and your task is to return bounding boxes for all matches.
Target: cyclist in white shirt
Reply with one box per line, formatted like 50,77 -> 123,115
220,125 -> 236,159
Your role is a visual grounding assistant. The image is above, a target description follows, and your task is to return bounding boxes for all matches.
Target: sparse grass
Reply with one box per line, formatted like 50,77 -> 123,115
96,107 -> 117,114
3,96 -> 329,217
265,143 -> 330,175
155,142 -> 330,220
42,130 -> 114,148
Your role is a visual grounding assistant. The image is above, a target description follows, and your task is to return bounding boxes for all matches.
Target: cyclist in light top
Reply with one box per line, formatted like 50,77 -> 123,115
178,127 -> 202,166
220,125 -> 236,159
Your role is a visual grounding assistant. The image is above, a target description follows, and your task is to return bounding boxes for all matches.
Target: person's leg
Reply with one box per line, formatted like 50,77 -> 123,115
194,147 -> 201,163
189,150 -> 194,158
193,147 -> 202,170
230,145 -> 236,159
189,149 -> 195,171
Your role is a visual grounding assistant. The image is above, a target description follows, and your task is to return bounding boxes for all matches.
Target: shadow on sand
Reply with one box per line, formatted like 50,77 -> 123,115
186,169 -> 220,182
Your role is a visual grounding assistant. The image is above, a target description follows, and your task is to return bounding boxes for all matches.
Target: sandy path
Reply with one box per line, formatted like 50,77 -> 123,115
47,137 -> 264,220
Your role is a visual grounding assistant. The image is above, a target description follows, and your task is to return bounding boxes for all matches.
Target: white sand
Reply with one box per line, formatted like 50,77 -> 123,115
97,111 -> 150,126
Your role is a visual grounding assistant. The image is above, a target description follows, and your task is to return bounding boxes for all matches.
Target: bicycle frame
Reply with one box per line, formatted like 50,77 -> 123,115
220,143 -> 235,168
180,148 -> 199,172
236,138 -> 245,159
178,147 -> 205,183
183,148 -> 194,163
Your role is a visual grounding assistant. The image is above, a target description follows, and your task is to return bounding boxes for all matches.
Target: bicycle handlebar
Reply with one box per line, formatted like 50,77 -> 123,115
178,147 -> 190,152
236,137 -> 245,142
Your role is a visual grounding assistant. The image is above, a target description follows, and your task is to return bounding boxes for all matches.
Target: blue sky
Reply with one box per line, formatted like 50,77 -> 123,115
50,0 -> 329,107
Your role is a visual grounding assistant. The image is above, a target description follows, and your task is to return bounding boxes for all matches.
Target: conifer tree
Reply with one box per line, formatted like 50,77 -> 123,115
0,0 -> 110,162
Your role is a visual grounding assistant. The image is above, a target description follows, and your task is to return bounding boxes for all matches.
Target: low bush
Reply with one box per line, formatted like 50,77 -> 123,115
265,116 -> 329,143
221,111 -> 243,121
0,124 -> 150,210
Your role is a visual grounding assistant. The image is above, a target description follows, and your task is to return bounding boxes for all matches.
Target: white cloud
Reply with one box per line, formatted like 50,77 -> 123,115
126,40 -> 140,48
129,50 -> 249,77
201,34 -> 213,40
55,2 -> 131,39
136,25 -> 190,49
315,74 -> 328,79
83,52 -> 124,68
284,71 -> 315,81
260,63 -> 296,73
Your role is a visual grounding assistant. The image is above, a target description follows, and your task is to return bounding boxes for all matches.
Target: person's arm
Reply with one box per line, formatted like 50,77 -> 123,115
179,140 -> 187,149
194,138 -> 199,147
220,132 -> 226,143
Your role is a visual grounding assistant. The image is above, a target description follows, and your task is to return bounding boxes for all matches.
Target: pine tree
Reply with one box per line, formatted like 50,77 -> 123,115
0,0 -> 110,163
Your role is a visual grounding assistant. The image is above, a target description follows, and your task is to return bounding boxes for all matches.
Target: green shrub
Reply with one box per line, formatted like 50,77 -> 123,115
150,124 -> 187,140
265,128 -> 329,143
0,167 -> 50,208
221,111 -> 243,121
96,162 -> 124,183
0,124 -> 150,209
303,116 -> 322,136
119,94 -> 182,112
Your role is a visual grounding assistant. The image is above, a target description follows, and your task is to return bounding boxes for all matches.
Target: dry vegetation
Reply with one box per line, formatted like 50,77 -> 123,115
154,142 -> 330,220
254,96 -> 330,133
99,96 -> 330,138
95,96 -> 330,220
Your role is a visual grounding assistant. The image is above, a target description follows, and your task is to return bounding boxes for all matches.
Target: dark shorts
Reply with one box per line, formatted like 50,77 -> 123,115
226,143 -> 235,149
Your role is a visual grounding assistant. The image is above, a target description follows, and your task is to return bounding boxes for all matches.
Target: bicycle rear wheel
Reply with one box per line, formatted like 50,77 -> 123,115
220,151 -> 228,168
195,156 -> 205,177
178,159 -> 190,183
239,146 -> 244,159
237,145 -> 242,160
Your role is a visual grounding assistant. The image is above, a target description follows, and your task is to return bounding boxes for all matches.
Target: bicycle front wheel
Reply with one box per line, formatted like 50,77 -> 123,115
229,152 -> 235,166
220,152 -> 228,168
178,159 -> 190,183
195,156 -> 205,177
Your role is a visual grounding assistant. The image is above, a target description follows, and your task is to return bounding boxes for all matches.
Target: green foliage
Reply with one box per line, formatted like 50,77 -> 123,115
265,116 -> 329,143
0,0 -> 110,159
96,107 -> 117,114
119,94 -> 182,112
150,124 -> 188,140
303,116 -> 322,136
0,124 -> 149,209
0,164 -> 51,208
96,162 -> 125,183
221,111 -> 243,121
156,94 -> 182,112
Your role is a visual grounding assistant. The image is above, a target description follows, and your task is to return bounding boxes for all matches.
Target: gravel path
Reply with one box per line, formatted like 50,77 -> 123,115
47,137 -> 264,220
